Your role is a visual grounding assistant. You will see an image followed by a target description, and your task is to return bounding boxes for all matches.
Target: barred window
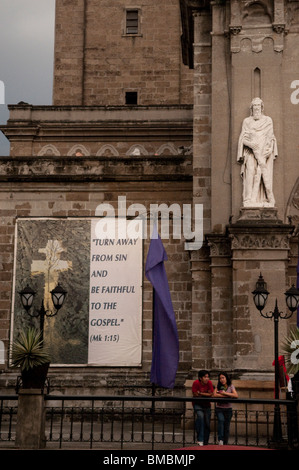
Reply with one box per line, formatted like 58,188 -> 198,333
126,10 -> 139,34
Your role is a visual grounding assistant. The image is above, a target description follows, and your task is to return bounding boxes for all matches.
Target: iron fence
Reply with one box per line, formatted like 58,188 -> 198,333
43,395 -> 299,450
0,395 -> 18,445
0,394 -> 298,450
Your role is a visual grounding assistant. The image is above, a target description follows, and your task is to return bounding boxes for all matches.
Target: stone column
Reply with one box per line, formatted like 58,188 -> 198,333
190,245 -> 212,371
229,211 -> 294,378
15,389 -> 46,449
190,5 -> 212,374
192,10 -> 212,235
206,234 -> 233,370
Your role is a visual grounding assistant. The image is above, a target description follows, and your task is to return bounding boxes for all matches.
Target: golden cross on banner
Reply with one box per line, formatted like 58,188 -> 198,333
31,239 -> 72,312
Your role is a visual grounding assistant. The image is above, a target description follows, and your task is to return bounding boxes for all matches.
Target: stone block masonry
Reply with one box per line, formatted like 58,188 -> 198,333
0,154 -> 193,394
53,0 -> 193,106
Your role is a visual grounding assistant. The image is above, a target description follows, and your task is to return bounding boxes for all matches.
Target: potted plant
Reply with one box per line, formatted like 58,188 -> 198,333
10,327 -> 51,390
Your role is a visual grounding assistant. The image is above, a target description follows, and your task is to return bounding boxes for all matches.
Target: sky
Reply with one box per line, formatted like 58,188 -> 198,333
0,0 -> 56,155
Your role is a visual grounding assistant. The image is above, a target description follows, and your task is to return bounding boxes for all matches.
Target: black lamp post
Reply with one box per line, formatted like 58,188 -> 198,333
252,273 -> 299,444
19,284 -> 67,342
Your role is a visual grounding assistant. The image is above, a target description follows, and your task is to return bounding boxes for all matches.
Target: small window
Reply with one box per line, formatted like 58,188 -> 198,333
125,92 -> 138,105
126,10 -> 139,34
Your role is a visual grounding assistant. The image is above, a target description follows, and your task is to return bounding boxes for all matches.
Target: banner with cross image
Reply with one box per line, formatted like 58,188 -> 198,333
12,218 -> 143,366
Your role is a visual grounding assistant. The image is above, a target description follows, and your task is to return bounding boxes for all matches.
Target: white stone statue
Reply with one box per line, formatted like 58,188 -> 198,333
237,97 -> 277,207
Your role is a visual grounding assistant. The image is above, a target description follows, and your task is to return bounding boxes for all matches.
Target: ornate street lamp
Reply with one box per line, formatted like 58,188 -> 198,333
252,273 -> 299,444
252,273 -> 269,311
19,285 -> 36,311
19,284 -> 67,342
285,285 -> 299,313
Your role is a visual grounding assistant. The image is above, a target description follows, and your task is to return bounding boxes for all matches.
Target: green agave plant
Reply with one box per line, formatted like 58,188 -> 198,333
10,327 -> 51,372
281,326 -> 299,375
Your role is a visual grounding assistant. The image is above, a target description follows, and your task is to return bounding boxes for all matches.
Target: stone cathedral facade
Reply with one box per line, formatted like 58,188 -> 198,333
0,0 -> 298,394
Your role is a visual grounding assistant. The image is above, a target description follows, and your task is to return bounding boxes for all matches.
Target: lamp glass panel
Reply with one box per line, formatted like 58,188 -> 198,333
286,293 -> 299,311
51,292 -> 65,309
254,292 -> 267,310
21,292 -> 34,308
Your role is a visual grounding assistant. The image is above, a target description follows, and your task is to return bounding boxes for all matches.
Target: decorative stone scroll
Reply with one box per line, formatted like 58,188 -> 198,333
207,235 -> 232,258
230,233 -> 291,250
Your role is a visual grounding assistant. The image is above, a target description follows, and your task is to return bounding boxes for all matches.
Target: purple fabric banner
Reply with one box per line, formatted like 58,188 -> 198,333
145,228 -> 179,388
297,250 -> 299,326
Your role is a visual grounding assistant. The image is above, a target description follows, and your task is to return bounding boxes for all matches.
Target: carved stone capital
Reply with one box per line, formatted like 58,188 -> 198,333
206,234 -> 231,258
189,243 -> 210,262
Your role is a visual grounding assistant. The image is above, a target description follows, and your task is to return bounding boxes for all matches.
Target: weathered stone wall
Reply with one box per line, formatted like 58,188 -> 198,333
0,0 -> 195,393
0,155 -> 193,393
53,0 -> 193,106
1,0 -> 299,394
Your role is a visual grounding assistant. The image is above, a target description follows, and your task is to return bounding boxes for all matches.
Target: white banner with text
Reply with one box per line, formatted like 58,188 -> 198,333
88,219 -> 143,366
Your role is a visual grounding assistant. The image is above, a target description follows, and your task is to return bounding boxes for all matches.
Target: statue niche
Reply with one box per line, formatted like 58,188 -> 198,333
237,97 -> 277,208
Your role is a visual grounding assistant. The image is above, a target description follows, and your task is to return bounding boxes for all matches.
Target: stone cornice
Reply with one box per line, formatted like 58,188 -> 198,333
0,123 -> 193,142
0,104 -> 193,143
0,155 -> 193,183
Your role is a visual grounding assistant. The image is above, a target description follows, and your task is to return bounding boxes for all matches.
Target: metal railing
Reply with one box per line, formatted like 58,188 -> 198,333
0,394 -> 298,450
0,395 -> 18,445
43,395 -> 299,450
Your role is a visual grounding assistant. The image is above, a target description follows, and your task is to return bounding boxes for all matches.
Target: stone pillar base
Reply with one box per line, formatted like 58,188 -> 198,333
15,389 -> 46,449
238,207 -> 279,223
